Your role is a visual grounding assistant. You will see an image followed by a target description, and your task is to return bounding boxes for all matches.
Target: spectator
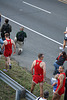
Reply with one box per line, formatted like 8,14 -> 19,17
1,33 -> 16,72
0,38 -> 4,54
1,19 -> 12,40
14,27 -> 27,55
0,38 -> 4,44
31,53 -> 46,97
52,66 -> 66,100
59,30 -> 67,51
36,90 -> 49,100
53,51 -> 67,75
51,74 -> 59,94
64,69 -> 67,100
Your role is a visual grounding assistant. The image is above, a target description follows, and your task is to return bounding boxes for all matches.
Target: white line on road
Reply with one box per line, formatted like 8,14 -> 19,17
23,1 -> 51,14
1,14 -> 63,46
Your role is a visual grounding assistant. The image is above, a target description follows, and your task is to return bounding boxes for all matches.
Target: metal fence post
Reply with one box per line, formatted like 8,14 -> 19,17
15,90 -> 21,100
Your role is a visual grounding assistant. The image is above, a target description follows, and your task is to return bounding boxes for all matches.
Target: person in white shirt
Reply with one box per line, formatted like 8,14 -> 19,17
36,90 -> 49,100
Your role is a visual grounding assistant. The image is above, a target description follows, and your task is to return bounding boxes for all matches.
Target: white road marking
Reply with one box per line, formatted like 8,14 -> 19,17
23,1 -> 51,14
1,14 -> 63,46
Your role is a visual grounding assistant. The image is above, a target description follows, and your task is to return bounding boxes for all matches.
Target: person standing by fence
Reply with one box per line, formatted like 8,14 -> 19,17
31,53 -> 46,97
36,90 -> 49,100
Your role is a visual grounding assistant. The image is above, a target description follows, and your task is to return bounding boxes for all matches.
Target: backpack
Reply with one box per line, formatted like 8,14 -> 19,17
1,24 -> 11,34
17,31 -> 24,42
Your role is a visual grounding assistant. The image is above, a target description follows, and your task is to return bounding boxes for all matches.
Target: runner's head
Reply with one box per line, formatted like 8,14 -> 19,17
5,33 -> 10,38
58,66 -> 64,73
38,53 -> 44,60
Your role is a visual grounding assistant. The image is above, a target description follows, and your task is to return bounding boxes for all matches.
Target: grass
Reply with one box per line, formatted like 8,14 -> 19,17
0,56 -> 64,100
0,79 -> 15,100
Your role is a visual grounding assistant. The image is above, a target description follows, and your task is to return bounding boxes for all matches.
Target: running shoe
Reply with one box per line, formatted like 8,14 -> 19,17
18,50 -> 21,55
9,65 -> 12,69
59,47 -> 64,51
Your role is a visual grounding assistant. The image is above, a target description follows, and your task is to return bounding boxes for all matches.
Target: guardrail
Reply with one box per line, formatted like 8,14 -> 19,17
0,70 -> 37,100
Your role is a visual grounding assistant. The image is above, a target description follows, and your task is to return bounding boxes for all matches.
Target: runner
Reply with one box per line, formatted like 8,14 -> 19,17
2,33 -> 16,71
59,28 -> 67,51
52,66 -> 66,100
31,53 -> 46,97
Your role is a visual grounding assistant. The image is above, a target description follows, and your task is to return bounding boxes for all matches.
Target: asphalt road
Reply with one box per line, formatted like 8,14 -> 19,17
0,0 -> 67,79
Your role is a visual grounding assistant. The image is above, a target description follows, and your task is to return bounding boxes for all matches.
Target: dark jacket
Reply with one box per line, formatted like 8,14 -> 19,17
16,31 -> 27,42
56,55 -> 67,65
1,23 -> 12,39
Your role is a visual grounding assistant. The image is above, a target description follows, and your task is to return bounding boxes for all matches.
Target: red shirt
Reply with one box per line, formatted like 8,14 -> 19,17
34,60 -> 43,75
56,72 -> 66,95
4,39 -> 12,57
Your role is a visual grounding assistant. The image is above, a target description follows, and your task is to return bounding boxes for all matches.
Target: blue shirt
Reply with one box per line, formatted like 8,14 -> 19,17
0,39 -> 4,44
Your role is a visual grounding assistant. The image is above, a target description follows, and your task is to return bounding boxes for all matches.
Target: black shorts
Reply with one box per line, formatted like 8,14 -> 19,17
64,37 -> 67,41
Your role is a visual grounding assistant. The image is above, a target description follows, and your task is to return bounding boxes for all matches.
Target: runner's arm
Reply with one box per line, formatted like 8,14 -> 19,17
43,62 -> 46,80
31,60 -> 36,75
1,40 -> 7,50
11,39 -> 16,53
1,44 -> 5,50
